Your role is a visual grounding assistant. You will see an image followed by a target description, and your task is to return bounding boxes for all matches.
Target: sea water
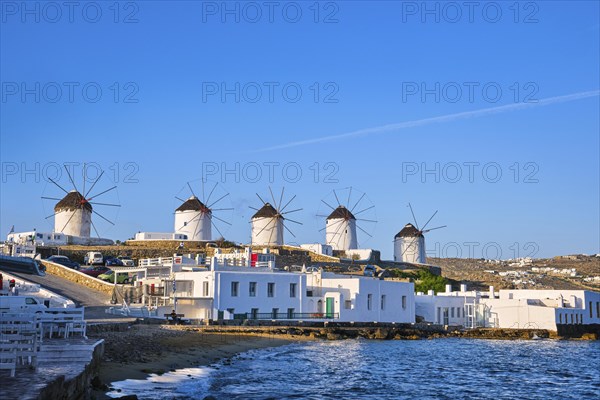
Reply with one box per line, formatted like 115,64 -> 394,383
107,339 -> 600,399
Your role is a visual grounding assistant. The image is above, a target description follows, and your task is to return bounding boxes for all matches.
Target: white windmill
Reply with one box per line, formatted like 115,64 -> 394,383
42,164 -> 121,239
174,181 -> 233,241
318,187 -> 377,251
250,187 -> 302,246
394,203 -> 446,264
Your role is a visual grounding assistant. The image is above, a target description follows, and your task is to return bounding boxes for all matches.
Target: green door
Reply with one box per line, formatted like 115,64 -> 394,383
325,298 -> 334,318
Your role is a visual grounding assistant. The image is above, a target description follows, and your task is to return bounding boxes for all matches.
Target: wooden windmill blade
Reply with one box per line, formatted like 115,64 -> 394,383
408,203 -> 420,230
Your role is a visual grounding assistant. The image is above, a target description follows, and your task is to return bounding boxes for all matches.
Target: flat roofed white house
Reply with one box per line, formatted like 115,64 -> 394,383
134,232 -> 189,241
415,285 -> 600,331
7,230 -> 113,246
137,248 -> 415,323
7,231 -> 68,246
300,243 -> 334,257
308,272 -> 415,323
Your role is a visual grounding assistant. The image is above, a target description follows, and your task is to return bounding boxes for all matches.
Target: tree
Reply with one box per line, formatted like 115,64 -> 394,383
414,270 -> 448,294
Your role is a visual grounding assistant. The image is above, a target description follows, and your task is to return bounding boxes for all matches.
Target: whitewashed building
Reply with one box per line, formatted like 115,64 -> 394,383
137,248 -> 414,323
134,232 -> 189,241
300,244 -> 334,257
6,230 -> 112,246
415,286 -> 600,331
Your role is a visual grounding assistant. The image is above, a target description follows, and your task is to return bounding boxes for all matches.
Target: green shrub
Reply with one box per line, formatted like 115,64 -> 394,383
414,270 -> 448,293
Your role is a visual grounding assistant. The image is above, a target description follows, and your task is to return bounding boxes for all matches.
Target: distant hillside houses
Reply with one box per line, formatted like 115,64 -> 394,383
532,267 -> 578,277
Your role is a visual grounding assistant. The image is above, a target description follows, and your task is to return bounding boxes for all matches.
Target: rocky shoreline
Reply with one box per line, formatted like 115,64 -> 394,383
87,324 -> 301,399
172,325 -> 554,341
86,322 -> 597,399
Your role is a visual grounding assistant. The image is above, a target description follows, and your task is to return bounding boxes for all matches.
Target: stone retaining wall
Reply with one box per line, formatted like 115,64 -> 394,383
36,340 -> 104,400
41,261 -> 114,296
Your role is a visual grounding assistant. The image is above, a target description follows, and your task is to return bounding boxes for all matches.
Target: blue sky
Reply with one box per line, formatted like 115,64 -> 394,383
1,1 -> 599,259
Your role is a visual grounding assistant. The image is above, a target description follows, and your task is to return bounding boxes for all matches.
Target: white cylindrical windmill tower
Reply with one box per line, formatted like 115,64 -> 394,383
174,196 -> 212,241
54,190 -> 92,237
251,203 -> 284,246
394,223 -> 426,263
326,206 -> 358,251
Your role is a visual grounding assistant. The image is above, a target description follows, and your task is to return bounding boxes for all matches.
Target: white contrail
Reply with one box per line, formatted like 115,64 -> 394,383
257,90 -> 599,152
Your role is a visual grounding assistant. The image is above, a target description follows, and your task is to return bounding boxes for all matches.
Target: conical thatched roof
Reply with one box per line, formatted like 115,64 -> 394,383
175,196 -> 211,213
395,223 -> 423,238
327,206 -> 355,220
252,203 -> 280,219
54,190 -> 92,212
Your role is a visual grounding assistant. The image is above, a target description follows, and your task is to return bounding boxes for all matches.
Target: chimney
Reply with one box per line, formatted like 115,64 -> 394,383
445,284 -> 452,293
460,284 -> 467,292
489,285 -> 495,298
427,289 -> 434,296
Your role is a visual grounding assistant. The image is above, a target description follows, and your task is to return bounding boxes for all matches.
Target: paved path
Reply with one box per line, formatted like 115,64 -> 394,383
4,269 -> 136,322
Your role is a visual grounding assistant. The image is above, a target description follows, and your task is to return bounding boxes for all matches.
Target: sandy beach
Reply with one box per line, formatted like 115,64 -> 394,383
88,324 -> 304,397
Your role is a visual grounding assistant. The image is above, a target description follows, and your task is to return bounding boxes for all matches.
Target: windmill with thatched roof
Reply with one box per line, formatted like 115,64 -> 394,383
54,190 -> 93,237
318,187 -> 377,251
42,164 -> 120,240
393,204 -> 446,264
174,181 -> 233,241
250,187 -> 301,246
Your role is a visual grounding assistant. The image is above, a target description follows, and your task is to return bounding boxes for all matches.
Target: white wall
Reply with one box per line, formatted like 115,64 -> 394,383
251,217 -> 283,246
345,249 -> 373,261
7,231 -> 68,246
415,289 -> 600,330
316,274 -> 414,323
55,209 -> 91,237
394,236 -> 425,263
175,270 -> 305,318
415,294 -> 468,325
326,218 -> 358,250
300,244 -> 333,256
135,232 -> 188,240
175,210 -> 212,241
169,269 -> 415,323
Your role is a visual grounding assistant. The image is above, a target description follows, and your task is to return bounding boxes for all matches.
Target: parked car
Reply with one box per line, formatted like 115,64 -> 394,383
98,270 -> 132,284
117,256 -> 135,267
84,252 -> 103,265
104,256 -> 124,267
46,255 -> 80,270
81,266 -> 110,278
